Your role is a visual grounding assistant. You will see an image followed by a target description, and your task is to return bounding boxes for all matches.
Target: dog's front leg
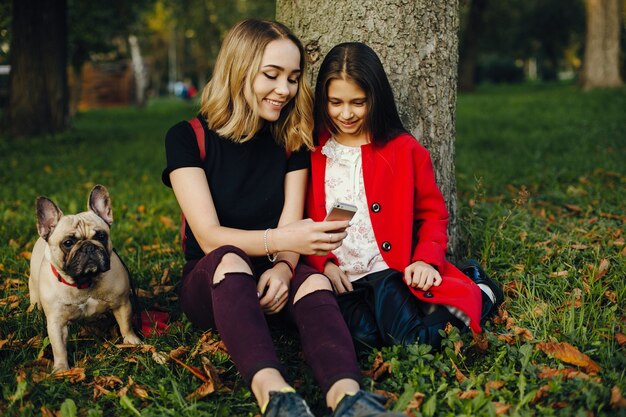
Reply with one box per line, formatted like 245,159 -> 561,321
112,300 -> 141,345
46,315 -> 70,372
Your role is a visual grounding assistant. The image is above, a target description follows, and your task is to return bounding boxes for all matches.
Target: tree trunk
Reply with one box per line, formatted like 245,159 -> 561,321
128,34 -> 148,107
277,0 -> 462,257
2,0 -> 68,136
581,0 -> 623,90
458,0 -> 488,92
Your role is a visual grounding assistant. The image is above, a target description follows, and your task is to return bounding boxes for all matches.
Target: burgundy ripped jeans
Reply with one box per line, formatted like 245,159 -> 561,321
179,245 -> 361,393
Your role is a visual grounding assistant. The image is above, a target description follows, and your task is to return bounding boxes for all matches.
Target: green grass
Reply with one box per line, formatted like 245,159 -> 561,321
0,84 -> 625,416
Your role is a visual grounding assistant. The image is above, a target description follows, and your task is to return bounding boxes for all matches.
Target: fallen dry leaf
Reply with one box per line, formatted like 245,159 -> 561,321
594,258 -> 610,281
511,325 -> 533,342
536,342 -> 600,374
549,270 -> 568,278
170,346 -> 190,360
472,331 -> 489,351
93,375 -> 124,400
450,359 -> 467,383
537,366 -> 590,380
610,386 -> 626,409
453,338 -> 464,356
570,244 -> 589,250
133,384 -> 150,399
169,355 -> 210,383
190,331 -> 229,358
159,215 -> 175,230
18,251 -> 32,260
52,367 -> 86,383
404,392 -> 426,415
564,204 -> 583,213
493,401 -> 511,415
485,380 -> 506,395
531,384 -> 551,405
459,389 -> 481,399
152,350 -> 169,364
201,356 -> 226,390
186,380 -> 215,400
493,308 -> 509,325
374,389 -> 398,402
184,356 -> 228,400
503,280 -> 523,297
604,290 -> 617,304
363,351 -> 392,381
615,333 -> 626,346
532,302 -> 548,318
40,406 -> 56,417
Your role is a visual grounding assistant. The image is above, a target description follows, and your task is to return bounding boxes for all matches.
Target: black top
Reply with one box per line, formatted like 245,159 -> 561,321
162,117 -> 310,267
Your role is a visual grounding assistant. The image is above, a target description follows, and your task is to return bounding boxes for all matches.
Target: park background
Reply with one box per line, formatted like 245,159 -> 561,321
0,1 -> 625,416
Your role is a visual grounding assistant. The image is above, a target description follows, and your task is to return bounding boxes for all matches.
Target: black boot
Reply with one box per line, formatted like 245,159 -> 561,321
458,259 -> 504,321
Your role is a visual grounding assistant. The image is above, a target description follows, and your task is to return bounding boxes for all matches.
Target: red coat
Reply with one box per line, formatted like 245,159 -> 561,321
306,132 -> 483,333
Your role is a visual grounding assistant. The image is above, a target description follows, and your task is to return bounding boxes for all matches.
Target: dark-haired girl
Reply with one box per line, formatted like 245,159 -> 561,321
306,42 -> 503,352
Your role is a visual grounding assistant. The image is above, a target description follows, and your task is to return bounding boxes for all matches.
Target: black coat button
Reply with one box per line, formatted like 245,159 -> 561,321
423,291 -> 434,298
371,202 -> 381,213
381,241 -> 391,251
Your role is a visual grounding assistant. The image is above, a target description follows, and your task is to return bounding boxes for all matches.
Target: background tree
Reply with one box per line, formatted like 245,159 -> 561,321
458,0 -> 489,92
581,0 -> 623,89
459,0 -> 585,85
277,0 -> 463,255
2,0 -> 68,137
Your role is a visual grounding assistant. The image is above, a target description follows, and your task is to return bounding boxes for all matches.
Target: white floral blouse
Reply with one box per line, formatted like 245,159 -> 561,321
322,137 -> 389,281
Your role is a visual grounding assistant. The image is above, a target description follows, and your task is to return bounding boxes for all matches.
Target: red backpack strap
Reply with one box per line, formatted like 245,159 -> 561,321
188,116 -> 206,160
180,117 -> 206,251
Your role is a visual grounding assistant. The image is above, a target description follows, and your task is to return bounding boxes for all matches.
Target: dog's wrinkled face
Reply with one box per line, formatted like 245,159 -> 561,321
47,213 -> 112,286
36,184 -> 115,287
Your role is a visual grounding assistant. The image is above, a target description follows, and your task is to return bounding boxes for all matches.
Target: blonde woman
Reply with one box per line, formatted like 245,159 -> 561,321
163,19 -> 401,417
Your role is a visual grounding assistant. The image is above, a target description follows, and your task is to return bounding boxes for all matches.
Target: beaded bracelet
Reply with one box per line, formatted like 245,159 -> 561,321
273,259 -> 295,280
264,228 -> 277,262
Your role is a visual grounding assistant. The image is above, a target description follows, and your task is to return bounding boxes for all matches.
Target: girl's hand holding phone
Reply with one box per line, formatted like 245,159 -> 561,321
272,218 -> 350,256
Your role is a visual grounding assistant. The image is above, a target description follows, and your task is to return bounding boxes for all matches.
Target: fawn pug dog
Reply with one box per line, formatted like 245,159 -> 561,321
29,185 -> 141,372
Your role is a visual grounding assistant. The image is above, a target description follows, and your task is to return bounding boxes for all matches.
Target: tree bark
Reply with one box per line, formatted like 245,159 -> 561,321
581,0 -> 623,90
2,0 -> 68,137
277,0 -> 462,257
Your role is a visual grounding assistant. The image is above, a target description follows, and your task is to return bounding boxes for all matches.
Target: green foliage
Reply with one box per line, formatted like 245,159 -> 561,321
0,83 -> 624,416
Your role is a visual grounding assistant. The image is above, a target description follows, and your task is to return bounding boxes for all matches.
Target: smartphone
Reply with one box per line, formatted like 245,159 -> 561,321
324,202 -> 357,232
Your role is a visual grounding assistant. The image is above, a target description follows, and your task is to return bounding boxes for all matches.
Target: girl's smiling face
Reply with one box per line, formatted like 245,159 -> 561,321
250,38 -> 301,122
326,77 -> 369,144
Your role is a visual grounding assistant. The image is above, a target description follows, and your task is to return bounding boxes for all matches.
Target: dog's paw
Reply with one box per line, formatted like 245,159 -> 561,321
123,333 -> 142,345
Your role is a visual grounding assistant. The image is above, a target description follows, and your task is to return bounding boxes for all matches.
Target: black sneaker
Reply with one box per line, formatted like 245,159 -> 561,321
263,391 -> 316,417
458,259 -> 504,317
332,390 -> 404,417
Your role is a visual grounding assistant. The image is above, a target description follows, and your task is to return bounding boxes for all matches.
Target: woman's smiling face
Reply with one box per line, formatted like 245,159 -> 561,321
250,38 -> 301,122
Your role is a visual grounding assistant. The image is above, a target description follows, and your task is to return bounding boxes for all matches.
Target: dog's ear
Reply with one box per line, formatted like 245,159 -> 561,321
36,197 -> 64,241
88,185 -> 113,226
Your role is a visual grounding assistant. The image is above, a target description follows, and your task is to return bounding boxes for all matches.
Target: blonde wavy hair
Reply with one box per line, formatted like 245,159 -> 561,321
199,19 -> 313,152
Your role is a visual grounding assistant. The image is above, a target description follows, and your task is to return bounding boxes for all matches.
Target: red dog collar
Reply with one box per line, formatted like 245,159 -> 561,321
50,264 -> 90,289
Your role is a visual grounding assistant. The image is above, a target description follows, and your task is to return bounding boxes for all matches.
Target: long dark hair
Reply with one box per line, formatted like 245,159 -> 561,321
314,42 -> 406,145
